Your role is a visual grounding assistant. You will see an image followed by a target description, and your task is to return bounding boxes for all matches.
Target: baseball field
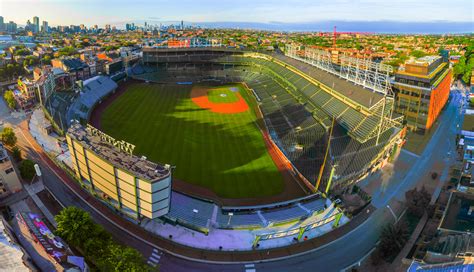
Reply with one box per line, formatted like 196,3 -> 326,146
99,82 -> 285,198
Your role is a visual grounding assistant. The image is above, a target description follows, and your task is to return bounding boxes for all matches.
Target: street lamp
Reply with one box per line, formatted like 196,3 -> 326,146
386,205 -> 397,221
192,209 -> 198,224
227,212 -> 233,226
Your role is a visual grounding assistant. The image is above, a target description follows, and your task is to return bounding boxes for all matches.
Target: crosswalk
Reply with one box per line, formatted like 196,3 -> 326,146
245,263 -> 256,272
147,248 -> 162,268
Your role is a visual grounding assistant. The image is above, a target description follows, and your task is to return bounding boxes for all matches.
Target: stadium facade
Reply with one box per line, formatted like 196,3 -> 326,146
66,123 -> 172,220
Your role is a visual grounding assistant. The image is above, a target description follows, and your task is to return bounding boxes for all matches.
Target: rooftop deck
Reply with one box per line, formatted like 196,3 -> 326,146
67,123 -> 171,182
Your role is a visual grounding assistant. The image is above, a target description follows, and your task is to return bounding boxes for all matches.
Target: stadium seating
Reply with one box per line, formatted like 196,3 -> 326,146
216,211 -> 264,229
66,76 -> 118,125
165,192 -> 214,231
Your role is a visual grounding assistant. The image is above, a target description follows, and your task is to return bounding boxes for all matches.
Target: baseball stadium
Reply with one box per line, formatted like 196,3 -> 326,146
52,45 -> 405,250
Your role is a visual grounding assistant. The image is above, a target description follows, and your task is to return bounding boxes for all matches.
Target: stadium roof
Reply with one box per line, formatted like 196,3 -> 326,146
61,58 -> 88,71
272,53 -> 384,109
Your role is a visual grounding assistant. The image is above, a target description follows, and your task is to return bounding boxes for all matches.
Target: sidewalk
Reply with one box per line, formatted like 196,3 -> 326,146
141,203 -> 346,251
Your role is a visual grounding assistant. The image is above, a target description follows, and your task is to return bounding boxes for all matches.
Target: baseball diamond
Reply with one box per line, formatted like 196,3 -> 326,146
99,82 -> 286,199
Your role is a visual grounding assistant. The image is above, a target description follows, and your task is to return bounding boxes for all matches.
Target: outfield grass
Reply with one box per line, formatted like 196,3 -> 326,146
100,83 -> 284,198
207,87 -> 240,103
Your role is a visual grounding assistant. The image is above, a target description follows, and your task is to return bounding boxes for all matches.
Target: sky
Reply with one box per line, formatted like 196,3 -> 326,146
0,0 -> 473,32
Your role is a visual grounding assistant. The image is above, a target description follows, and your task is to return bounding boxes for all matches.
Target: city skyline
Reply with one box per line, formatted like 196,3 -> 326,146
1,0 -> 473,32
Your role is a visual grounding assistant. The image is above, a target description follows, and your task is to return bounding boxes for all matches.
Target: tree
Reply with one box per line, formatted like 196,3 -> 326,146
1,127 -> 17,146
41,55 -> 52,65
55,207 -> 154,271
83,223 -> 112,256
54,207 -> 97,248
100,244 -> 152,272
405,186 -> 431,217
3,90 -> 16,109
376,221 -> 409,261
11,146 -> 22,161
18,159 -> 36,181
410,50 -> 426,58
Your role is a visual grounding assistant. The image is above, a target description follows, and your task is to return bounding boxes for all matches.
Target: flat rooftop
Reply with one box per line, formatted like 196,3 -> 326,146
440,192 -> 474,234
462,113 -> 474,132
67,123 -> 170,182
407,55 -> 442,66
272,53 -> 384,108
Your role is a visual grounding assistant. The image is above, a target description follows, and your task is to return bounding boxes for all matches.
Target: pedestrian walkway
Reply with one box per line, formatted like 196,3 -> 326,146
147,248 -> 162,268
142,202 -> 345,251
245,263 -> 256,272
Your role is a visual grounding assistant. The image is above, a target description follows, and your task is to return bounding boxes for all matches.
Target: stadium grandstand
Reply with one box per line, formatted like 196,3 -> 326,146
43,75 -> 118,132
48,46 -> 405,241
137,47 -> 404,193
66,76 -> 118,126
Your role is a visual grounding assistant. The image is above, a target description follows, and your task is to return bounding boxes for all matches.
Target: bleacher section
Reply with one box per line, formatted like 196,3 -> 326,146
162,191 -> 329,232
165,192 -> 214,233
216,194 -> 327,229
216,211 -> 264,229
66,76 -> 118,125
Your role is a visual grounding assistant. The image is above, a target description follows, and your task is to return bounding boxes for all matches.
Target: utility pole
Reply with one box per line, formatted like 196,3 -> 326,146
376,95 -> 387,146
315,117 -> 335,192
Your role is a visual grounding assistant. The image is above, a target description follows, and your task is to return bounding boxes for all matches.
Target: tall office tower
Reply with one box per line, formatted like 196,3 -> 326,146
42,21 -> 49,33
0,16 -> 4,31
6,21 -> 17,33
33,16 -> 39,33
181,20 -> 184,30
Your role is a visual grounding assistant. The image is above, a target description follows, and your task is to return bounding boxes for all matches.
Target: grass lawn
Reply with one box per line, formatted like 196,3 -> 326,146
207,86 -> 239,103
99,83 -> 284,198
